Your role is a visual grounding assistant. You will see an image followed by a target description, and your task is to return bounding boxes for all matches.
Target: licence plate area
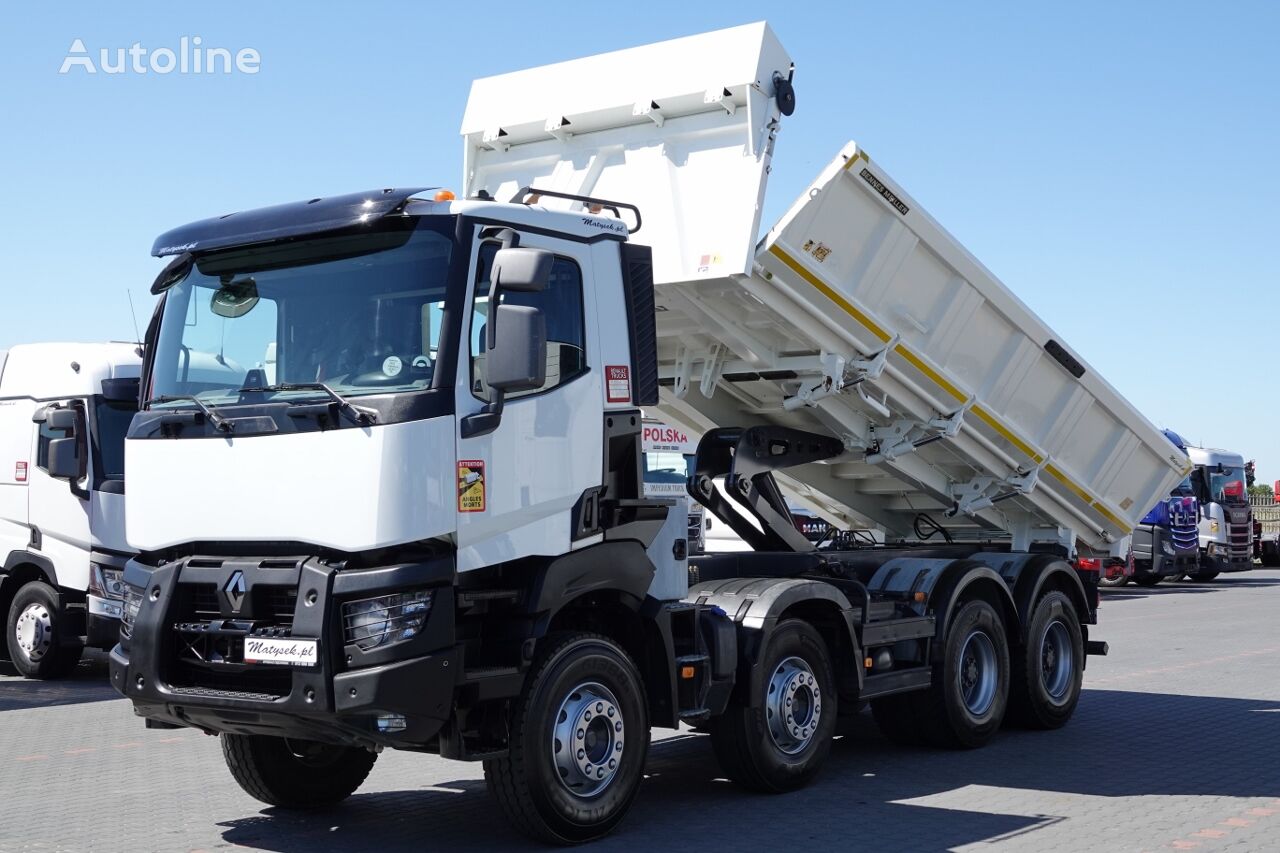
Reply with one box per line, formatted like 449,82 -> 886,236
244,638 -> 318,667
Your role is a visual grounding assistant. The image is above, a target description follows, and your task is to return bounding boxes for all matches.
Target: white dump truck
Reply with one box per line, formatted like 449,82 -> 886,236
0,343 -> 140,678
112,24 -> 1188,843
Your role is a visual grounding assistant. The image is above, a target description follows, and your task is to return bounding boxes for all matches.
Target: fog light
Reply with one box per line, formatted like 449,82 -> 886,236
342,590 -> 433,652
377,713 -> 407,733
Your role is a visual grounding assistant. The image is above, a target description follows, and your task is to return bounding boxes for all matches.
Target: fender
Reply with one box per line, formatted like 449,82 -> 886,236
686,576 -> 861,706
526,540 -> 654,624
966,552 -> 1092,638
925,561 -> 1021,659
3,550 -> 60,589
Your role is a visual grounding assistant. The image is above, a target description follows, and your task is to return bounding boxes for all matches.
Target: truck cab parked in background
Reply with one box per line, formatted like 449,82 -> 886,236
0,343 -> 140,678
640,418 -> 704,554
1186,446 -> 1253,580
1127,430 -> 1199,586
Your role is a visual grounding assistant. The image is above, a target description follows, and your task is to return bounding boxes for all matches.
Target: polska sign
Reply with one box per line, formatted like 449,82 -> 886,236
643,425 -> 690,449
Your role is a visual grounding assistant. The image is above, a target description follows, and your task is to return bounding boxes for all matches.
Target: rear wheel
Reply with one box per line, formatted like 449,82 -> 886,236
1188,569 -> 1220,581
222,734 -> 377,808
1098,573 -> 1128,588
924,599 -> 1010,748
6,581 -> 83,679
484,633 -> 648,844
1009,591 -> 1083,729
709,620 -> 837,792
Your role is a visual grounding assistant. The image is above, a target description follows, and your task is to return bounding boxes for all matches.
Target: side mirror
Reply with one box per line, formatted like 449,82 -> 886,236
485,304 -> 547,392
46,408 -> 78,433
491,248 -> 553,294
47,437 -> 81,479
101,377 -> 140,403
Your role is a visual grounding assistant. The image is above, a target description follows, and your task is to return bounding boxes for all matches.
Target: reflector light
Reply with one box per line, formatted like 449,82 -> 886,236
434,189 -> 456,201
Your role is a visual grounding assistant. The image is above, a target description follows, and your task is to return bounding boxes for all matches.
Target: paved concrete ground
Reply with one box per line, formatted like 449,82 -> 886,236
2,570 -> 1278,852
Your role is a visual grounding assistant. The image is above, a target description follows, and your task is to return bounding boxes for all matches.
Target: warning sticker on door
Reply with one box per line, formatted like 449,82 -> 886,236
458,460 -> 486,513
605,365 -> 631,403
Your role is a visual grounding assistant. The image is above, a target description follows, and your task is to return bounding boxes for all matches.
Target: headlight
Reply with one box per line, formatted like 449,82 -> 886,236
342,590 -> 433,652
121,585 -> 144,635
89,564 -> 128,600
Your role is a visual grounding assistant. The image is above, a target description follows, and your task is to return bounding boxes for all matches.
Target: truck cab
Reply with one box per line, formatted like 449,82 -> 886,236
641,418 -> 704,554
1127,429 -> 1199,586
0,343 -> 140,678
1186,446 -> 1253,579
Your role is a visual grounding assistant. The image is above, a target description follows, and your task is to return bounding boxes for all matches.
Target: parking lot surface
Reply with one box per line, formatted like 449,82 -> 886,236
2,569 -> 1278,853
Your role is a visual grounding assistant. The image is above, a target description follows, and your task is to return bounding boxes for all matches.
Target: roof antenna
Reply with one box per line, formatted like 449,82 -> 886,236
126,289 -> 143,344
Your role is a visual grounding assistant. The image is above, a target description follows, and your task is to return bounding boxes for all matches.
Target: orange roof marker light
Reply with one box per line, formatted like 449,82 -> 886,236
433,189 -> 456,202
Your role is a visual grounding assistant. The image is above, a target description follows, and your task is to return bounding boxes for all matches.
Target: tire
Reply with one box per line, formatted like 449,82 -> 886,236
1098,573 -> 1128,588
6,581 -> 83,679
709,619 -> 837,793
1131,572 -> 1162,588
1188,569 -> 1220,581
1008,591 -> 1084,730
484,633 -> 648,844
918,599 -> 1010,748
221,734 -> 377,808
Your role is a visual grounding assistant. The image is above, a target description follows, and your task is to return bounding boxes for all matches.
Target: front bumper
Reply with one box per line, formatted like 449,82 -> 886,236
86,595 -> 123,649
1200,550 -> 1254,574
111,552 -> 459,749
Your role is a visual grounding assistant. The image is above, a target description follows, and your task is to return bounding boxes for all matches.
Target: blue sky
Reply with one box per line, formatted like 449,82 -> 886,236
1,2 -> 1277,479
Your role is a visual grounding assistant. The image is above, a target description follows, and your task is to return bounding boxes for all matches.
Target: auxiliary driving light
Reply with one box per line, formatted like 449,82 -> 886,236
342,590 -> 433,651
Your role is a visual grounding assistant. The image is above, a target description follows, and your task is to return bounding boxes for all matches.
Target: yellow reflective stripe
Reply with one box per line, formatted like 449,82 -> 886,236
767,242 -> 1129,533
971,406 -> 1044,465
895,344 -> 966,403
767,246 -> 891,343
842,148 -> 871,171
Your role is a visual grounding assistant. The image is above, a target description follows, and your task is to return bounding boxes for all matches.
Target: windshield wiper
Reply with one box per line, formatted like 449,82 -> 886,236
239,383 -> 377,426
144,395 -> 233,433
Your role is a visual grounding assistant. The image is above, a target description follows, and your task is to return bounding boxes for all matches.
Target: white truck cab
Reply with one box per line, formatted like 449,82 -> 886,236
0,342 -> 140,678
1186,445 -> 1253,579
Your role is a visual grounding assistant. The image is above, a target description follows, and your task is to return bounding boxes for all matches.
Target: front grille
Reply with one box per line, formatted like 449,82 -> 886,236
182,584 -> 221,620
1227,522 -> 1252,558
167,662 -> 292,699
256,586 -> 298,626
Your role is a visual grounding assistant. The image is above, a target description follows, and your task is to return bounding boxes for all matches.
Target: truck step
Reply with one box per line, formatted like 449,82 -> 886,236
860,616 -> 935,647
457,589 -> 521,608
675,654 -> 709,666
859,666 -> 933,700
678,708 -> 711,723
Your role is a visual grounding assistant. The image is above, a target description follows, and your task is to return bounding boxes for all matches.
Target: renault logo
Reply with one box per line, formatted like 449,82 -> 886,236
224,571 -> 247,614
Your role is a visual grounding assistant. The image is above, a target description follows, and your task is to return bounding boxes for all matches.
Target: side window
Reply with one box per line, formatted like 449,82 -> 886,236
469,242 -> 587,402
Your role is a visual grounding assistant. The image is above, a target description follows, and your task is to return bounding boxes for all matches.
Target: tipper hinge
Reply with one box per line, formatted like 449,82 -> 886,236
863,400 -> 971,466
782,337 -> 899,413
945,465 -> 1042,518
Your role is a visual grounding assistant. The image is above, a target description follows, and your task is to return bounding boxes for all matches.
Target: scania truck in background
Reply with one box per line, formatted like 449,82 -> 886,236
641,418 -> 705,554
111,25 -> 1189,843
1186,445 -> 1253,580
1124,429 -> 1199,587
0,343 -> 139,678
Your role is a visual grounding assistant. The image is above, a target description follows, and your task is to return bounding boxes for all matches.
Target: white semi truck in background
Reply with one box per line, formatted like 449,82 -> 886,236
0,343 -> 139,678
112,25 -> 1189,843
1185,445 -> 1253,580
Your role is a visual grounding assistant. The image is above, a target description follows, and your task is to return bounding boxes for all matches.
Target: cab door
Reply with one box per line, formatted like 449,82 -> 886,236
453,229 -> 603,572
26,401 -> 92,591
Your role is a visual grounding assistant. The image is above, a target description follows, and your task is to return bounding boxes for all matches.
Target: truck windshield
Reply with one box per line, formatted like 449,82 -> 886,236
1208,466 -> 1246,504
148,218 -> 455,405
643,451 -> 694,497
92,398 -> 136,484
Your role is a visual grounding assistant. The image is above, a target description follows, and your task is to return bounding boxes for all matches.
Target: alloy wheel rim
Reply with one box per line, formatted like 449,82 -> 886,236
14,603 -> 53,663
551,681 -> 625,798
959,630 -> 998,716
765,655 -> 821,755
1039,620 -> 1074,701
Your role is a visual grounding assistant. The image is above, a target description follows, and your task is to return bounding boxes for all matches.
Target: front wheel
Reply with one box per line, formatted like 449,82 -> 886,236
709,619 -> 837,793
1009,591 -> 1084,729
484,633 -> 648,844
1131,571 -> 1163,587
221,735 -> 377,808
6,581 -> 83,679
1188,569 -> 1220,581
